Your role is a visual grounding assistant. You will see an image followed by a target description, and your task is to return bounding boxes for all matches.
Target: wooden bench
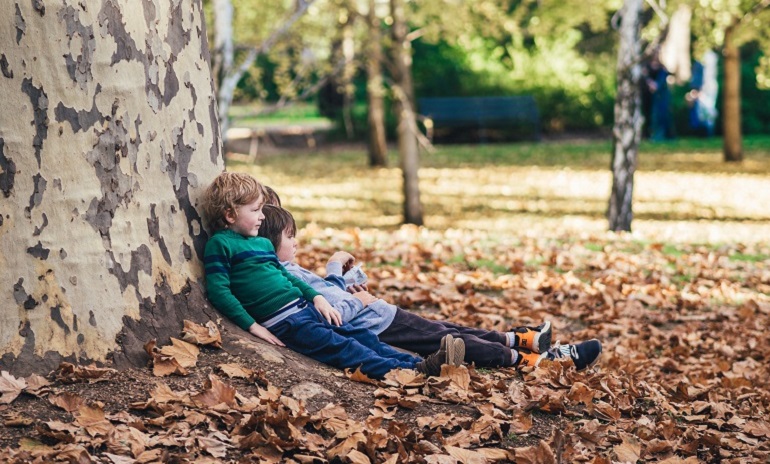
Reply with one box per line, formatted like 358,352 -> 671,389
418,96 -> 540,143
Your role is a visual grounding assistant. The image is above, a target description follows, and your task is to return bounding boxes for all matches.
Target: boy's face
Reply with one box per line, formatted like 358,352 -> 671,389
226,195 -> 265,237
276,228 -> 297,263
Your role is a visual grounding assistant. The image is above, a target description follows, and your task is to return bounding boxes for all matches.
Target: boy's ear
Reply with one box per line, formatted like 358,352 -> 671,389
224,208 -> 237,225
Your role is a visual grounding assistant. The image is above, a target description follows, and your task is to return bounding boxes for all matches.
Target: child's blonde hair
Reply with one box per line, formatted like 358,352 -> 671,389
202,172 -> 265,231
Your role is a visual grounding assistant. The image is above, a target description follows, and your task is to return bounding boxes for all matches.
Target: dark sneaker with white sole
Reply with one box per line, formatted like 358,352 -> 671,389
543,339 -> 602,371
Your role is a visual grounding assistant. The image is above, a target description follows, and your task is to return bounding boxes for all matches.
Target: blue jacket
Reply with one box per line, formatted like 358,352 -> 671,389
282,261 -> 396,335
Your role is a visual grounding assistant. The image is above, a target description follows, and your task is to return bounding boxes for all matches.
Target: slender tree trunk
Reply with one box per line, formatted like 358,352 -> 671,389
608,0 -> 644,232
216,0 -> 315,142
390,0 -> 423,225
722,23 -> 743,162
341,17 -> 356,139
211,0 -> 234,90
366,0 -> 388,167
0,0 -> 223,375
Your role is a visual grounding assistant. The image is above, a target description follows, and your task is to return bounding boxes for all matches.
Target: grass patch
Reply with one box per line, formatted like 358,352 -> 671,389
729,253 -> 769,263
229,102 -> 331,126
662,245 -> 685,257
469,259 -> 510,274
584,243 -> 604,252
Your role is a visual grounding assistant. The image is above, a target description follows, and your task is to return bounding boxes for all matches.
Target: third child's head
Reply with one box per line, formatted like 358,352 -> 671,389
202,171 -> 266,236
258,205 -> 298,262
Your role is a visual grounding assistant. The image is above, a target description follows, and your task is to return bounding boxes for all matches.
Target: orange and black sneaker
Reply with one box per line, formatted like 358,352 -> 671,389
513,349 -> 542,369
509,321 -> 552,353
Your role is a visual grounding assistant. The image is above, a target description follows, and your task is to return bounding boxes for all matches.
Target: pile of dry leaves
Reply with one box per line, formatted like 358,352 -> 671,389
1,226 -> 768,463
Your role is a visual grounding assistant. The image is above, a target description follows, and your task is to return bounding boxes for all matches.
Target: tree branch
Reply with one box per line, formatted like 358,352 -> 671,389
221,0 -> 318,97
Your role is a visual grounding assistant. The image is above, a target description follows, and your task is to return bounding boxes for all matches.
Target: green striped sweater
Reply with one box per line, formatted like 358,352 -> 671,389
204,229 -> 320,330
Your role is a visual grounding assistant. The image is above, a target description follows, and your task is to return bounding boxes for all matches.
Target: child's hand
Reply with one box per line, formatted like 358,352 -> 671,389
329,251 -> 355,273
352,291 -> 378,307
248,323 -> 285,346
347,284 -> 369,293
313,295 -> 342,326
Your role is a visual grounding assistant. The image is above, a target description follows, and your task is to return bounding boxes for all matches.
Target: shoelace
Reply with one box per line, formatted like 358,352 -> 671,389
548,342 -> 577,360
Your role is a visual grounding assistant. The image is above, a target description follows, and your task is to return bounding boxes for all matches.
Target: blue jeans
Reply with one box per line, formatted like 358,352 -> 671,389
269,304 -> 420,379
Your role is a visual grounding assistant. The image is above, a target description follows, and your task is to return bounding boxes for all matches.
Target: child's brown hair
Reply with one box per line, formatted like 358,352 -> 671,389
263,185 -> 282,207
202,172 -> 265,232
258,205 -> 297,252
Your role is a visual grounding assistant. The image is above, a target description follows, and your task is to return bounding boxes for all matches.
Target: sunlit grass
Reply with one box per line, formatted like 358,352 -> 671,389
228,135 -> 770,245
229,102 -> 331,127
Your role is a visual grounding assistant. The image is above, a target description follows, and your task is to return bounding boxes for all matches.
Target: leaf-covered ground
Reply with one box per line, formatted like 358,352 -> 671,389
1,226 -> 768,463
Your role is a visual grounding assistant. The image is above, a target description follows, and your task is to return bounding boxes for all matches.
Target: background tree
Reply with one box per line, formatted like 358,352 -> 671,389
608,0 -> 645,232
390,0 -> 423,225
212,0 -> 317,141
0,0 -> 222,375
365,0 -> 388,166
689,0 -> 770,162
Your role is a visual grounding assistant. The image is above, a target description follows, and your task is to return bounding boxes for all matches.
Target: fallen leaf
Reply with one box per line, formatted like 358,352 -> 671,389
218,363 -> 254,379
75,403 -> 114,436
513,440 -> 556,464
23,374 -> 51,396
191,375 -> 236,408
160,338 -> 200,368
0,371 -> 27,404
198,435 -> 229,458
476,448 -> 515,462
49,392 -> 85,412
566,382 -> 595,404
613,434 -> 641,463
744,420 -> 770,438
441,365 -> 471,391
383,369 -> 426,388
104,453 -> 137,464
445,445 -> 488,464
346,449 -> 371,464
345,367 -> 379,385
152,356 -> 188,377
150,382 -> 188,403
3,412 -> 34,427
182,319 -> 223,348
55,362 -> 116,383
424,455 -> 460,464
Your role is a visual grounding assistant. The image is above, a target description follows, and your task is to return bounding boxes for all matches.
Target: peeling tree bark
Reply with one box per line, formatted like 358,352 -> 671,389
0,0 -> 224,375
608,0 -> 644,232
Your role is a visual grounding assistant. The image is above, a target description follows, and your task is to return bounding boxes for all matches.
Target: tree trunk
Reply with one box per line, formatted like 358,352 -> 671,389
390,0 -> 423,225
722,23 -> 743,162
0,0 -> 224,375
366,0 -> 388,167
211,0 -> 234,91
216,1 -> 315,143
608,0 -> 644,232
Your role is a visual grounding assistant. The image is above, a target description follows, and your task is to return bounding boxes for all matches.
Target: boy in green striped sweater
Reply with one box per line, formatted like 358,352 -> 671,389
201,172 -> 464,379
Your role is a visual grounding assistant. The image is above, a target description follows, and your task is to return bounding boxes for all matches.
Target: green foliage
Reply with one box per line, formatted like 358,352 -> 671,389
412,31 -> 616,133
737,44 -> 770,134
670,42 -> 770,136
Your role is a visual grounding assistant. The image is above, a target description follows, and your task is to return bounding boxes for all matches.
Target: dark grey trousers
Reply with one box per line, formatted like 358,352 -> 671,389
378,308 -> 513,368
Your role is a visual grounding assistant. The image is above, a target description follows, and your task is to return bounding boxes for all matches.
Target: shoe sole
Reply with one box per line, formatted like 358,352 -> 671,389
534,321 -> 552,354
451,338 -> 465,366
443,334 -> 455,367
